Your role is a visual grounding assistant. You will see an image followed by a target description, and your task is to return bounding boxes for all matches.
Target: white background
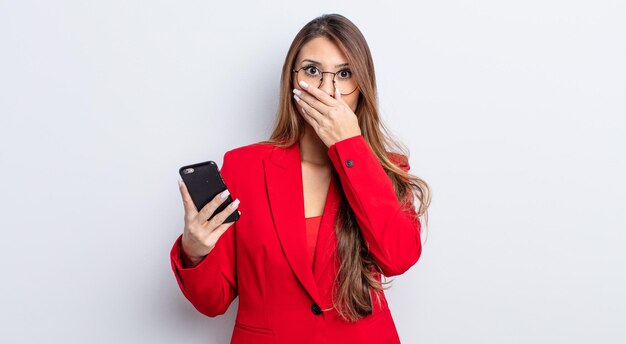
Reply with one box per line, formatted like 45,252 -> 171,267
1,1 -> 624,343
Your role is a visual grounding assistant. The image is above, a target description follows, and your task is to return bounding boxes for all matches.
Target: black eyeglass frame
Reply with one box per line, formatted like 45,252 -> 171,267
291,66 -> 359,96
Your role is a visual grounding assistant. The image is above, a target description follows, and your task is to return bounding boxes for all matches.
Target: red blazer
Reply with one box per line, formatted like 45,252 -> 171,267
170,134 -> 422,343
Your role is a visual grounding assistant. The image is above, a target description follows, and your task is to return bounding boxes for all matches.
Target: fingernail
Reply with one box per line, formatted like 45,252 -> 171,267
293,94 -> 301,102
292,88 -> 302,96
230,199 -> 240,208
299,80 -> 308,88
220,189 -> 230,199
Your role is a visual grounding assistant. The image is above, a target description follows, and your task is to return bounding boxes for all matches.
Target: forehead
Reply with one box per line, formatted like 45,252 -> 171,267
296,36 -> 349,67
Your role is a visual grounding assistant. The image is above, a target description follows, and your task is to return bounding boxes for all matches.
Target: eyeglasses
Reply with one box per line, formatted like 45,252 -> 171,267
292,65 -> 358,96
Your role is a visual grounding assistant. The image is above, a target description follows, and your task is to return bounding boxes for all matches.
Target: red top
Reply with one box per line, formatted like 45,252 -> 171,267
305,215 -> 322,269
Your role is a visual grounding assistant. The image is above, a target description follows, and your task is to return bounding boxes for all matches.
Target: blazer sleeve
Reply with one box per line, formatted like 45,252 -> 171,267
169,150 -> 238,317
327,134 -> 422,277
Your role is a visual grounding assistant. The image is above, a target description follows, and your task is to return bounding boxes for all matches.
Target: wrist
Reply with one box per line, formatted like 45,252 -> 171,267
180,240 -> 207,268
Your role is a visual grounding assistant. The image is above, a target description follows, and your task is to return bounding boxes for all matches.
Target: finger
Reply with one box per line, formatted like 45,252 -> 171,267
335,87 -> 344,104
208,198 -> 240,229
294,94 -> 324,126
334,86 -> 353,110
295,100 -> 317,128
197,189 -> 231,223
293,88 -> 330,115
297,80 -> 338,107
207,220 -> 236,242
179,180 -> 198,216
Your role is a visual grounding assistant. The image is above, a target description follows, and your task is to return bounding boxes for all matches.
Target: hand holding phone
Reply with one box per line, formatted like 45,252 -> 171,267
177,160 -> 240,265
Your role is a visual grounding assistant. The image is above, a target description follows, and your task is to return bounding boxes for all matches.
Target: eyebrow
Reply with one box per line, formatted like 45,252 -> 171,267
301,59 -> 349,68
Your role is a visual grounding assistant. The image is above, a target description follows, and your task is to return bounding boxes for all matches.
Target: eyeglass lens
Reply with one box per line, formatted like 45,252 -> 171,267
295,66 -> 357,95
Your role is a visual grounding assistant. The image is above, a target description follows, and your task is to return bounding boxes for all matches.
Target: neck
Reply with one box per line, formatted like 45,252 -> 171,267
299,124 -> 331,166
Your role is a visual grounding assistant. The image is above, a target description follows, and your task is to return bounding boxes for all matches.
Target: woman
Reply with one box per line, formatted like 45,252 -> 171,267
171,13 -> 431,344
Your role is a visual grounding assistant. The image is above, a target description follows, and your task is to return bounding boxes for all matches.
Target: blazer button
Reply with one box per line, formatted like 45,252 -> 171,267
311,302 -> 322,315
345,159 -> 354,168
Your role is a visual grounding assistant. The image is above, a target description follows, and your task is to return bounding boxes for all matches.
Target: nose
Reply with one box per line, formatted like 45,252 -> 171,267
320,74 -> 336,98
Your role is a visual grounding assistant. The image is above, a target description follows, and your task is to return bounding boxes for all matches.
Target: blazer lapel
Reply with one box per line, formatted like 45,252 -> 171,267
263,140 -> 340,306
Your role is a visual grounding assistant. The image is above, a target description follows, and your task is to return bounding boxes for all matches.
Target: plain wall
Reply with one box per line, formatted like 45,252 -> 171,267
1,0 -> 624,343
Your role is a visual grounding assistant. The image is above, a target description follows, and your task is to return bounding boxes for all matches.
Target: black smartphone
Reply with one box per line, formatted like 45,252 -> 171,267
179,160 -> 240,223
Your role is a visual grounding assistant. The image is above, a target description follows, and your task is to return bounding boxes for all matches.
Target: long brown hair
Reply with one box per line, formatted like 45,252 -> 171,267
258,13 -> 432,322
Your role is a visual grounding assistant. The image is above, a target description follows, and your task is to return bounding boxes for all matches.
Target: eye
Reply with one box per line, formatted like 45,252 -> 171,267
337,69 -> 352,79
303,65 -> 320,76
